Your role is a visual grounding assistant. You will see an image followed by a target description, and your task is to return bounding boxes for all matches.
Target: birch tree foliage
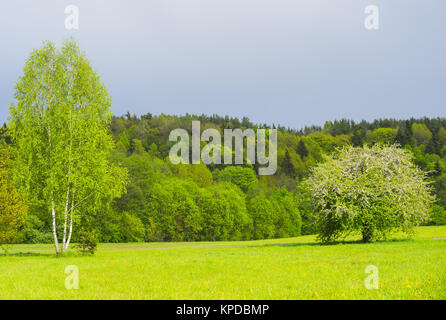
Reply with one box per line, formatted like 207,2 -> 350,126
8,39 -> 127,254
306,145 -> 434,243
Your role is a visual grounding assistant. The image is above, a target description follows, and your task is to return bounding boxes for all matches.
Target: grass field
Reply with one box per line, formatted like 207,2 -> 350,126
1,226 -> 445,300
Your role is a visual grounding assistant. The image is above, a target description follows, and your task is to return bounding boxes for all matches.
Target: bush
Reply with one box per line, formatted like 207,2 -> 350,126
119,212 -> 145,242
22,215 -> 53,244
430,205 -> 446,225
25,230 -> 54,244
76,228 -> 98,255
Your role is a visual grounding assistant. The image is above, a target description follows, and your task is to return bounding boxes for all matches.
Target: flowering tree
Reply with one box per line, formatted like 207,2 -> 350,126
306,145 -> 434,243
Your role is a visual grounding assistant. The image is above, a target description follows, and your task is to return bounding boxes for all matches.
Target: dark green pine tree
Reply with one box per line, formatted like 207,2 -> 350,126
281,149 -> 295,178
394,121 -> 413,147
351,129 -> 363,147
297,139 -> 309,158
0,123 -> 11,145
433,160 -> 443,178
404,120 -> 414,145
0,123 -> 6,135
394,128 -> 405,146
426,133 -> 440,155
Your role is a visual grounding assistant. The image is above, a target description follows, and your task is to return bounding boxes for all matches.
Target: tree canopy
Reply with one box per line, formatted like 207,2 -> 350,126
306,145 -> 434,242
8,39 -> 127,254
0,142 -> 27,252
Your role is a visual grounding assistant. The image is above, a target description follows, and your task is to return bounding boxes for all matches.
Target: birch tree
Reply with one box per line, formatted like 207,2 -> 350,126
8,39 -> 127,254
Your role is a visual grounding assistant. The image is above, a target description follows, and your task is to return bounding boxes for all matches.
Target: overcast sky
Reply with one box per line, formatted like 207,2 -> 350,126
0,0 -> 445,128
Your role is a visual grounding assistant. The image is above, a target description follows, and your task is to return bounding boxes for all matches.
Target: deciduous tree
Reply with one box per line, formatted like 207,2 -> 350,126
9,39 -> 127,254
0,142 -> 27,253
307,145 -> 434,243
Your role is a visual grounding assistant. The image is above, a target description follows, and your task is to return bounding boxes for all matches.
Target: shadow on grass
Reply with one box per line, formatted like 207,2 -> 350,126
244,242 -> 320,249
0,251 -> 88,258
0,252 -> 53,257
321,237 -> 414,245
245,237 -> 415,249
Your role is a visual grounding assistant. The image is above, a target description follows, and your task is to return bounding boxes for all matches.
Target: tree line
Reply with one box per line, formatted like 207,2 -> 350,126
2,110 -> 445,245
0,40 -> 445,251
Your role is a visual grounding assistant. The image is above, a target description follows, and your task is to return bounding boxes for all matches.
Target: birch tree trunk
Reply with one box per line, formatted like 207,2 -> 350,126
64,196 -> 75,251
62,186 -> 70,252
51,200 -> 59,254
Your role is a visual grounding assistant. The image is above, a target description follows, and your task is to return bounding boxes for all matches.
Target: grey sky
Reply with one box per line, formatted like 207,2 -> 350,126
0,0 -> 445,128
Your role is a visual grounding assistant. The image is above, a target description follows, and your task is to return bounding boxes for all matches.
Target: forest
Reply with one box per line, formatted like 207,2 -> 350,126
1,114 -> 446,244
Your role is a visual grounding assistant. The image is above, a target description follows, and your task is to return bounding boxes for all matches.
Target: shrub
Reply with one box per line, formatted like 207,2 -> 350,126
430,205 -> 446,226
76,228 -> 98,255
119,212 -> 145,242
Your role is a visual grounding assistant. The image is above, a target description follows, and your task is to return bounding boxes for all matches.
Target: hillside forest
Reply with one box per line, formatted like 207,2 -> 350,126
1,115 -> 446,244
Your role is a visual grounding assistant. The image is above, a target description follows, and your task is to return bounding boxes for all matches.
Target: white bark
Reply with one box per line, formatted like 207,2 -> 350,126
51,199 -> 59,254
64,192 -> 75,251
62,186 -> 70,252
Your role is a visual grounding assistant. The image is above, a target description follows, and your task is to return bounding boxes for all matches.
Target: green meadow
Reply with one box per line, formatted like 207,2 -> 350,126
0,226 -> 445,300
